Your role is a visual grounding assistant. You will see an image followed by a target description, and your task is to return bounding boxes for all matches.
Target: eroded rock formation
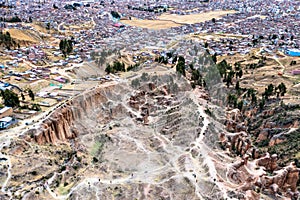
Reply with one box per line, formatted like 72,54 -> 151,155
29,85 -> 112,144
221,107 -> 300,199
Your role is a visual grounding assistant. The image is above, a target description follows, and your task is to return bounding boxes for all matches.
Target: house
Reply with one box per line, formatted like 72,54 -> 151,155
0,117 -> 14,129
54,76 -> 68,83
291,69 -> 300,75
0,107 -> 13,119
286,49 -> 300,56
113,23 -> 125,28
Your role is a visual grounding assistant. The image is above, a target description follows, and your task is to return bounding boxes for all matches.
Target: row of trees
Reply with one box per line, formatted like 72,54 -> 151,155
154,53 -> 208,89
105,61 -> 125,74
263,83 -> 287,100
220,56 -> 288,112
251,34 -> 294,47
127,4 -> 167,13
227,93 -> 244,110
228,81 -> 287,111
216,60 -> 243,88
154,52 -> 178,65
155,56 -> 168,64
0,89 -> 35,108
0,16 -> 22,23
127,63 -> 140,71
0,31 -> 16,50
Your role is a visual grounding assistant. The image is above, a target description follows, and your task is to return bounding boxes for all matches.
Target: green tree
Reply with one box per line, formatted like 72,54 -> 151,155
277,82 -> 287,96
59,39 -> 73,57
172,56 -> 177,64
204,42 -> 208,48
1,89 -> 20,107
105,64 -> 112,74
236,69 -> 243,78
228,94 -> 237,107
28,89 -> 35,101
0,31 -> 14,49
217,59 -> 227,78
191,69 -> 201,81
202,80 -> 206,87
237,100 -> 243,110
211,53 -> 217,64
110,11 -> 121,19
46,22 -> 50,30
31,103 -> 41,111
259,98 -> 265,110
225,70 -> 235,88
21,93 -> 25,101
251,93 -> 257,105
176,56 -> 186,77
235,81 -> 240,91
263,84 -> 274,99
66,40 -> 73,54
267,84 -> 274,94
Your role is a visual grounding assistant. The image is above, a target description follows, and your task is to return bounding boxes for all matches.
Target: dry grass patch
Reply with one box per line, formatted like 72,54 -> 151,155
158,10 -> 236,24
122,10 -> 236,29
7,29 -> 38,43
120,19 -> 181,29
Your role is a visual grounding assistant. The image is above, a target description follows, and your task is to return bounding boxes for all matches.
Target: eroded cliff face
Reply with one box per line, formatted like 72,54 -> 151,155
31,85 -> 113,144
222,107 -> 300,199
19,74 -> 299,200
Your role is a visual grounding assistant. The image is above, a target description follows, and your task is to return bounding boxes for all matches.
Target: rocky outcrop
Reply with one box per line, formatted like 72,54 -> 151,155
28,85 -> 112,145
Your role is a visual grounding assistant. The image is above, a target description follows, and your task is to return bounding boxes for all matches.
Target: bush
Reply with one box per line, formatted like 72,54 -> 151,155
31,171 -> 37,176
92,157 -> 99,163
59,166 -> 66,172
256,139 -> 270,147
